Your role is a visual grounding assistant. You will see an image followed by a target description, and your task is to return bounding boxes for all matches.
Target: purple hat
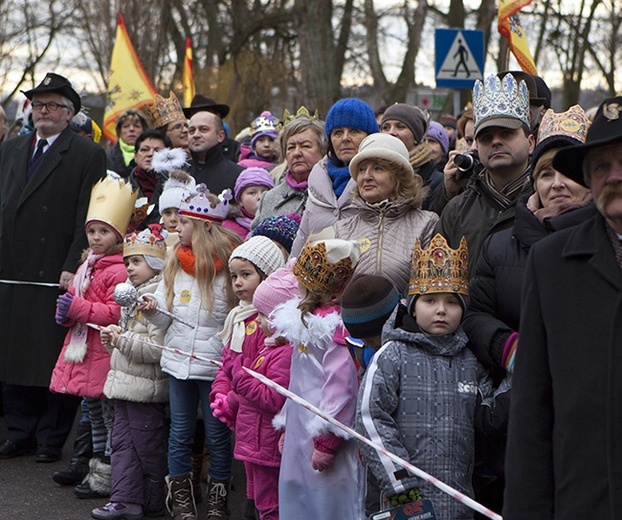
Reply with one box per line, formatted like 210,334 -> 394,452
234,167 -> 275,203
427,121 -> 450,156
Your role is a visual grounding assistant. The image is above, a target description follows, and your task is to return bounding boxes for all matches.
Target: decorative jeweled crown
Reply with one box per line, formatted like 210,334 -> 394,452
178,184 -> 232,222
124,225 -> 167,259
148,91 -> 185,128
86,176 -> 138,238
293,237 -> 361,295
280,106 -> 320,129
536,105 -> 591,147
250,111 -> 279,136
408,234 -> 469,297
473,74 -> 530,131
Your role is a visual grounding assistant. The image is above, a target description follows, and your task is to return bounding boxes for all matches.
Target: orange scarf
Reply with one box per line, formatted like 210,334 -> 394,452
177,245 -> 223,276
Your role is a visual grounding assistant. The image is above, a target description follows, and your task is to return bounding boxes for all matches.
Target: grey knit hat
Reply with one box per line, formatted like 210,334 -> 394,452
381,103 -> 428,145
229,236 -> 285,277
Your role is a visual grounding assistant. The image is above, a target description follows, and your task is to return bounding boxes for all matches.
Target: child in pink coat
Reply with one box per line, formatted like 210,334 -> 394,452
212,267 -> 298,520
50,177 -> 137,500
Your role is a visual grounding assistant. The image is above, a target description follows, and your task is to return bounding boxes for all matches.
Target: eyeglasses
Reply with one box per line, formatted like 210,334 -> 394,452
169,122 -> 188,132
31,101 -> 71,112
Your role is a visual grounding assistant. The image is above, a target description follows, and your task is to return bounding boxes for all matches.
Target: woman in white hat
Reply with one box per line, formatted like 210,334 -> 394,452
332,133 -> 439,295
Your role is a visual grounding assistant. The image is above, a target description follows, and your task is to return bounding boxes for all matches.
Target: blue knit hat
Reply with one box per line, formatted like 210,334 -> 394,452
325,98 -> 379,138
251,213 -> 301,253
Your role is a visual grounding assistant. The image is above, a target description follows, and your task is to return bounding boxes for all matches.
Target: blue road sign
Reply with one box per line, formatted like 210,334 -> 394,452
435,29 -> 485,89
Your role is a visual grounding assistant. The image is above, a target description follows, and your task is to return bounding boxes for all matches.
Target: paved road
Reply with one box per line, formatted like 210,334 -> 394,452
0,417 -> 247,520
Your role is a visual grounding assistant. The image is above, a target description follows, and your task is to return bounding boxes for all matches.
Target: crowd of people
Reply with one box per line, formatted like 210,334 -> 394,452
1,68 -> 621,520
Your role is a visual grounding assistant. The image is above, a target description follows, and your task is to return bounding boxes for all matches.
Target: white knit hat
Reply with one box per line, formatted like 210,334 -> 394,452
348,133 -> 413,180
229,236 -> 285,277
159,169 -> 196,214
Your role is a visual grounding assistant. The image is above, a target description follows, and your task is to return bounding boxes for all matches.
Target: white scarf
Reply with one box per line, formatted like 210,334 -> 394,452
218,300 -> 258,353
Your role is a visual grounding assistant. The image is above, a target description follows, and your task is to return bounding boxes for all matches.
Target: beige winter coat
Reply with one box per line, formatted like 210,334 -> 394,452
333,197 -> 439,295
290,157 -> 357,257
103,276 -> 168,403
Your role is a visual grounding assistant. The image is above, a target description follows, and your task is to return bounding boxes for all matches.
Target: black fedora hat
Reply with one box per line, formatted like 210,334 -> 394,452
21,72 -> 81,114
498,71 -> 547,106
553,96 -> 622,186
183,94 -> 230,119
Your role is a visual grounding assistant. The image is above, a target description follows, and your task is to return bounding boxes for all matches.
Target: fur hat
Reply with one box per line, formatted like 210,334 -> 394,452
234,167 -> 275,203
229,236 -> 284,278
349,133 -> 413,180
341,275 -> 400,339
159,169 -> 197,214
253,266 -> 300,321
427,121 -> 450,156
250,213 -> 301,254
381,103 -> 428,144
325,98 -> 379,137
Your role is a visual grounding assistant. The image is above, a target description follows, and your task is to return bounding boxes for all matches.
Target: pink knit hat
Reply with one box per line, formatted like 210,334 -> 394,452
253,266 -> 300,320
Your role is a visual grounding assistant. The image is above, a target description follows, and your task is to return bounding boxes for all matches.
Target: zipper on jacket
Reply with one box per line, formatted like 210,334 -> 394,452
376,211 -> 385,274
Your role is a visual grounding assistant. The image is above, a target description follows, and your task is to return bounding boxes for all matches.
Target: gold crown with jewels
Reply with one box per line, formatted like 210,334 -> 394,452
409,233 -> 469,297
148,91 -> 185,128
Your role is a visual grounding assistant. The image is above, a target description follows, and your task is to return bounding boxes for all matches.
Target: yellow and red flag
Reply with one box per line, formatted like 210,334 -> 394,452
103,14 -> 158,143
498,0 -> 538,75
182,38 -> 196,108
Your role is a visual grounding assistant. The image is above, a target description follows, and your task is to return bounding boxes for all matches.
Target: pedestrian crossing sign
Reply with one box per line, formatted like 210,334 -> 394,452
435,28 -> 484,89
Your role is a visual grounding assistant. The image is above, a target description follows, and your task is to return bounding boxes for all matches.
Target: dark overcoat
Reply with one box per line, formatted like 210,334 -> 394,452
504,212 -> 622,519
0,128 -> 106,386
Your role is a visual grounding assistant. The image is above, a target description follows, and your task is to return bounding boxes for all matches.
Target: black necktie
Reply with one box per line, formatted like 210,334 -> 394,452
27,139 -> 48,181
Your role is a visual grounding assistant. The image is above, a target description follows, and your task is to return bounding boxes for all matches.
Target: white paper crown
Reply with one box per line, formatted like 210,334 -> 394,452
178,184 -> 232,222
473,74 -> 530,132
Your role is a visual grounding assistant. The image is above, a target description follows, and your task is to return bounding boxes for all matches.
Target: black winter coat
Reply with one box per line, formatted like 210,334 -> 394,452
504,213 -> 622,519
464,198 -> 597,368
0,129 -> 106,386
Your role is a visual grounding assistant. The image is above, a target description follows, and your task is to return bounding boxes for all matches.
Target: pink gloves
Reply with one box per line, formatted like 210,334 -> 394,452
311,449 -> 335,472
210,393 -> 234,429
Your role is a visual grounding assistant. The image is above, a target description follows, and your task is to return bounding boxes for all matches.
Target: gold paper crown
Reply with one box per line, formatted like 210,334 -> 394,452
293,239 -> 360,295
124,226 -> 167,259
148,91 -> 185,128
409,234 -> 469,297
280,106 -> 320,129
536,105 -> 591,147
86,177 -> 138,238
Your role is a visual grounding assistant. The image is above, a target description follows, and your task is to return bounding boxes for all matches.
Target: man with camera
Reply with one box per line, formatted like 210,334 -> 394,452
435,73 -> 534,276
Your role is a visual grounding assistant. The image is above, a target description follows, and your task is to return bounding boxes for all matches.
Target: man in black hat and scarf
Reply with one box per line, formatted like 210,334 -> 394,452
504,96 -> 622,519
0,72 -> 106,463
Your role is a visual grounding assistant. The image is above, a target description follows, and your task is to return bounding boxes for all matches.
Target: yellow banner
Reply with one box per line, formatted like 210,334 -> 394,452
103,14 -> 157,143
182,38 -> 196,108
498,0 -> 538,75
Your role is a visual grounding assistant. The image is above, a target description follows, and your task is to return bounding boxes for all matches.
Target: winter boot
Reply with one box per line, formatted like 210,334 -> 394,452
53,420 -> 93,485
190,453 -> 203,504
74,455 -> 111,499
205,477 -> 230,520
143,477 -> 166,517
242,499 -> 259,520
165,475 -> 196,520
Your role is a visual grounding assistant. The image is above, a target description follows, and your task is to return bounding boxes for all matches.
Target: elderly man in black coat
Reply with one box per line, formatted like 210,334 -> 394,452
0,73 -> 106,462
504,97 -> 622,519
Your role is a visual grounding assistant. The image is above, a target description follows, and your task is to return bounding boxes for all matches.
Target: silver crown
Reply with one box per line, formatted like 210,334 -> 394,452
473,74 -> 530,131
